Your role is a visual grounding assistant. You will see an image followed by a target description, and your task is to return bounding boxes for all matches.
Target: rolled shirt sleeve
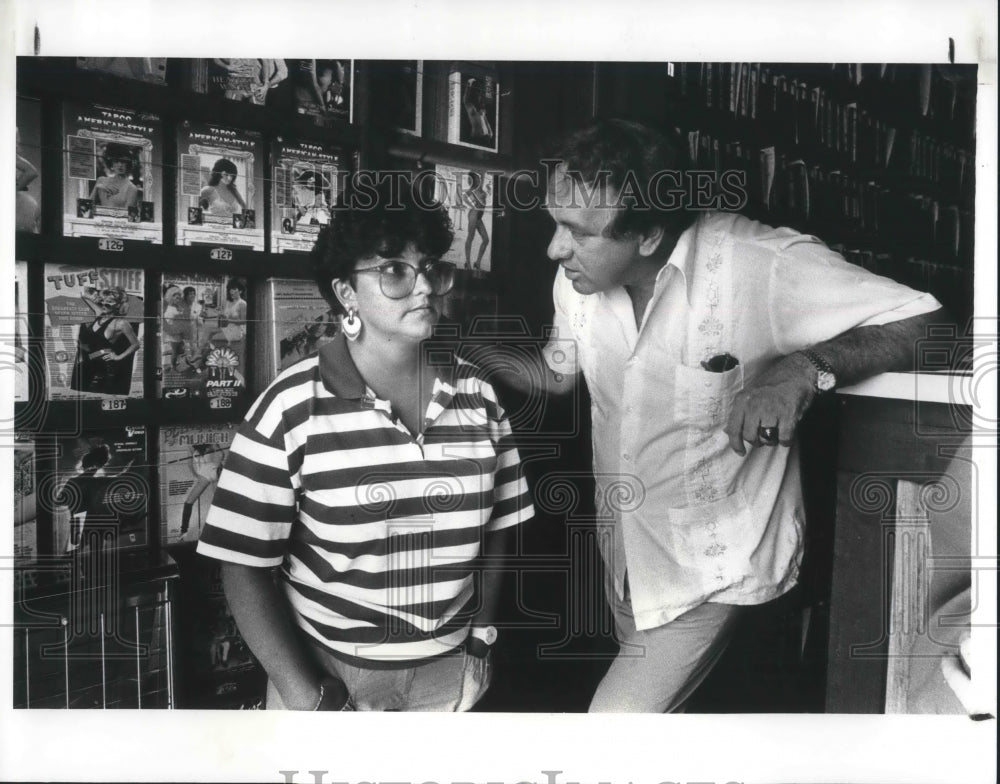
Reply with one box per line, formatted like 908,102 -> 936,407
768,234 -> 942,355
482,380 -> 534,533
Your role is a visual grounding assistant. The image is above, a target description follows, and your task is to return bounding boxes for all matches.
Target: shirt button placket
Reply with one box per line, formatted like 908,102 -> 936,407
621,353 -> 639,468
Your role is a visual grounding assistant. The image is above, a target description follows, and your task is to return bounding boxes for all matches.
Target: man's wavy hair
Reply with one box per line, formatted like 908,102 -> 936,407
311,178 -> 454,315
548,118 -> 697,240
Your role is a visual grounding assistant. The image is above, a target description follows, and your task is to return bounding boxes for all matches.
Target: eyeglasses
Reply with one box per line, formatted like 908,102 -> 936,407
352,259 -> 456,299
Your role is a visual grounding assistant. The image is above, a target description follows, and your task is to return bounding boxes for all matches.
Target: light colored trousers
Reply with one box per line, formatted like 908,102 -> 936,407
266,643 -> 492,712
590,576 -> 744,713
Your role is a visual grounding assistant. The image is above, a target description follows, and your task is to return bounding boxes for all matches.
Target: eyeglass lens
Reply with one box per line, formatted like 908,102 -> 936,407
377,261 -> 455,299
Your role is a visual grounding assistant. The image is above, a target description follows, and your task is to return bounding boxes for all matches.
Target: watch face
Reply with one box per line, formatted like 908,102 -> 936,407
817,370 -> 836,391
484,625 -> 498,645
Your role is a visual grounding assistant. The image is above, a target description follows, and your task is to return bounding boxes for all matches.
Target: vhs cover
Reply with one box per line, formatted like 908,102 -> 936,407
43,264 -> 145,401
288,59 -> 353,125
176,120 -> 265,250
16,96 -> 42,234
159,272 -> 248,406
51,427 -> 149,554
62,102 -> 163,243
76,57 -> 168,84
187,58 -> 287,106
270,137 -> 342,254
14,261 -> 30,403
159,424 -> 235,546
262,277 -> 339,379
13,435 -> 38,567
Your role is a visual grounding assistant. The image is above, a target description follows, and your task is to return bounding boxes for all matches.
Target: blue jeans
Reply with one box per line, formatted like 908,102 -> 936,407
266,646 -> 492,712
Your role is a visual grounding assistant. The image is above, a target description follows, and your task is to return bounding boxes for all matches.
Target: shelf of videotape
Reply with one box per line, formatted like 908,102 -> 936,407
12,56 -> 513,709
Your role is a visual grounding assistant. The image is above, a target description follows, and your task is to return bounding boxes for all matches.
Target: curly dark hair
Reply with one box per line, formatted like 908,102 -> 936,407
548,119 -> 696,240
102,142 -> 134,172
311,177 -> 454,314
208,158 -> 239,187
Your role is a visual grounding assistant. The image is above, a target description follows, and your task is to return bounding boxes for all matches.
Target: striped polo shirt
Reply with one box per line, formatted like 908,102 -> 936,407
197,333 -> 533,666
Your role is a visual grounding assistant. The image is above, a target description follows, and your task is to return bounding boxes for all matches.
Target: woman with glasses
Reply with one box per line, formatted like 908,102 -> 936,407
197,179 -> 533,711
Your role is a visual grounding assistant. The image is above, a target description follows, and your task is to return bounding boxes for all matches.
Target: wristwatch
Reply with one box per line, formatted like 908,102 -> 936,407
800,349 -> 837,392
469,625 -> 498,646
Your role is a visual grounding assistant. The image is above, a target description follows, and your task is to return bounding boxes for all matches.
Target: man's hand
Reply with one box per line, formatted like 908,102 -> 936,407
724,353 -> 816,455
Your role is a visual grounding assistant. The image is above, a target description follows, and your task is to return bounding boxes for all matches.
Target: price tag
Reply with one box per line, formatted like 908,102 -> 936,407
210,247 -> 234,261
98,238 -> 125,252
209,397 -> 232,409
100,399 -> 128,411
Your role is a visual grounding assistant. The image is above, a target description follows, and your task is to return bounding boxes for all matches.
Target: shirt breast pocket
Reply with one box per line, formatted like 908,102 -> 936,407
673,362 -> 744,431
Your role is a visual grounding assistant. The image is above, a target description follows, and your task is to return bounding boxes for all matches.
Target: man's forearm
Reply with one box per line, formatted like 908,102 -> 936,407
806,308 -> 944,387
471,343 -> 577,397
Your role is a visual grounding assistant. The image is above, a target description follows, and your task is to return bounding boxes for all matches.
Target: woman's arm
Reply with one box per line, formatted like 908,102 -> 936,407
221,562 -> 349,709
106,318 -> 140,361
16,152 -> 38,191
89,178 -> 108,205
80,288 -> 103,317
470,527 -> 509,638
230,185 -> 248,210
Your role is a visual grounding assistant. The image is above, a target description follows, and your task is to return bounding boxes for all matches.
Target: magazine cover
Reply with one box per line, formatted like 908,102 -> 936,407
14,261 -> 30,403
159,273 -> 248,406
434,163 -> 495,273
16,96 -> 42,234
369,60 -> 423,135
51,427 -> 149,554
267,278 -> 339,376
13,436 -> 37,566
270,137 -> 342,254
159,424 -> 235,545
176,120 -> 265,250
76,57 -> 168,84
187,58 -> 287,105
287,59 -> 353,124
43,264 -> 145,401
448,68 -> 499,152
62,102 -> 163,242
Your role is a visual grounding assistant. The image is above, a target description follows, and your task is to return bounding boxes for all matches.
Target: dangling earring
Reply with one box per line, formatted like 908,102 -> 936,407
342,307 -> 362,341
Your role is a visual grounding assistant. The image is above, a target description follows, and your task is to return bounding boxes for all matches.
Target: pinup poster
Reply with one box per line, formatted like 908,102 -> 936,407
158,272 -> 248,406
434,163 -> 495,274
268,278 -> 339,374
187,58 -> 288,106
270,137 -> 342,254
42,263 -> 145,401
287,59 -> 354,125
159,424 -> 235,546
15,96 -> 42,234
62,102 -> 163,243
76,57 -> 168,84
448,68 -> 500,152
176,120 -> 265,250
14,261 -> 30,403
50,427 -> 149,554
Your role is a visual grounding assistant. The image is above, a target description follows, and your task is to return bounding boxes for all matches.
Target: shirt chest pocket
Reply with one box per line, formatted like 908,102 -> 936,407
673,362 -> 744,430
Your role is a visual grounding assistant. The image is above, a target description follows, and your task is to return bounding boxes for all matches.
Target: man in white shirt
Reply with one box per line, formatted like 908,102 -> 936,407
485,119 -> 943,712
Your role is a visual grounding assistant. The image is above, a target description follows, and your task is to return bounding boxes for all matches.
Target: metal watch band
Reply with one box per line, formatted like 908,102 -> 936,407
801,349 -> 836,391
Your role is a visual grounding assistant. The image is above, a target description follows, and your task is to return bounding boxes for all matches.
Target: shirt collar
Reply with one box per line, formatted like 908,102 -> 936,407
656,214 -> 701,305
318,332 -> 367,399
317,331 -> 457,400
